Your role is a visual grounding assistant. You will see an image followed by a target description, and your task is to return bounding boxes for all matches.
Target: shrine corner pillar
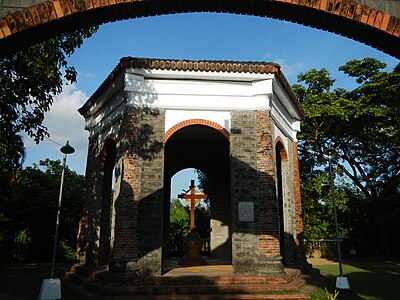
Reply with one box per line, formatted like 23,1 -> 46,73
255,110 -> 285,276
292,141 -> 311,270
109,108 -> 141,273
230,110 -> 282,276
230,110 -> 284,275
109,106 -> 165,276
76,134 -> 104,266
230,110 -> 259,274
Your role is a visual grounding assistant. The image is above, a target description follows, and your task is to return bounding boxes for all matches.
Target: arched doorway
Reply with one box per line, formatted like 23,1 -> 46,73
275,139 -> 298,266
275,141 -> 286,264
164,124 -> 232,264
98,138 -> 116,265
168,169 -> 210,258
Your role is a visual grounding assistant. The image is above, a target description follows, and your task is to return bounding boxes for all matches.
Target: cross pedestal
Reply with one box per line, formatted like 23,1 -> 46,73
178,180 -> 208,266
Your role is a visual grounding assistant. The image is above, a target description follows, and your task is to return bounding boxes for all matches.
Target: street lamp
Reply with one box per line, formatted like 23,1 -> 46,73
323,148 -> 350,290
39,141 -> 75,300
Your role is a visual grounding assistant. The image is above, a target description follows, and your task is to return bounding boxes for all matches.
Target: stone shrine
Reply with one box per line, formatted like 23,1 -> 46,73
77,57 -> 308,277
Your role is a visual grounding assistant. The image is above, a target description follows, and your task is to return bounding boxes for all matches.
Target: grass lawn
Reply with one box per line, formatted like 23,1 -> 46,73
0,263 -> 72,300
311,259 -> 400,300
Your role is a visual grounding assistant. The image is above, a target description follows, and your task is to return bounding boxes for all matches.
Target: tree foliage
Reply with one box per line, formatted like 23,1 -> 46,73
169,199 -> 190,256
0,27 -> 97,194
294,58 -> 400,256
0,159 -> 84,263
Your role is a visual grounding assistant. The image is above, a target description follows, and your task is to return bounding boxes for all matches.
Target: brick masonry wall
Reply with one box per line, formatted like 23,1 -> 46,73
110,107 -> 141,272
292,141 -> 303,244
137,107 -> 165,276
280,137 -> 298,265
256,110 -> 281,257
76,135 -> 98,264
110,105 -> 165,275
230,110 -> 259,274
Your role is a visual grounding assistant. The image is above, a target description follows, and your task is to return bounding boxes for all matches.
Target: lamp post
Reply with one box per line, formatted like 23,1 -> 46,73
323,148 -> 350,290
39,141 -> 75,300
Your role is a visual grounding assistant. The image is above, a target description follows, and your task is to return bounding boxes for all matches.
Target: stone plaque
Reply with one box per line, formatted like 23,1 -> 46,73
238,202 -> 254,222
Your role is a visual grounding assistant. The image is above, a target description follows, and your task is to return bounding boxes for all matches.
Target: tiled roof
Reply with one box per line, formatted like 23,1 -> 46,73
79,57 -> 305,117
118,57 -> 282,74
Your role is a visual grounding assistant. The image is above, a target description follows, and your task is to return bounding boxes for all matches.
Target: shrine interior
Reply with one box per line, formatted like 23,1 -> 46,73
163,124 -> 231,265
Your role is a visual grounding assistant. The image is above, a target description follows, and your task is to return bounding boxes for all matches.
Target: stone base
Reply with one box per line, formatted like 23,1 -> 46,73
109,258 -> 140,274
232,256 -> 257,275
179,231 -> 207,266
256,255 -> 285,276
109,257 -> 162,276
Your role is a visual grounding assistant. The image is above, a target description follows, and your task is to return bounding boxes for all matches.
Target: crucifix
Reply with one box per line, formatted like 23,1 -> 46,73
178,180 -> 208,230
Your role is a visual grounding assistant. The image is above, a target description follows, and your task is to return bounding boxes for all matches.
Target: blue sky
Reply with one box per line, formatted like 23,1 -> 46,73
22,13 -> 399,198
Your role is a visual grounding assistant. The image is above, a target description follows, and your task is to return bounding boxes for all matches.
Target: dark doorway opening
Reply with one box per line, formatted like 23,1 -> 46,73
163,125 -> 232,265
276,142 -> 285,264
98,138 -> 116,265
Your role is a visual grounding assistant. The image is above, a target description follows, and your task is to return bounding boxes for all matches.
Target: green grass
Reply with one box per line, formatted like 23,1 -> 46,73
311,259 -> 400,300
0,263 -> 71,300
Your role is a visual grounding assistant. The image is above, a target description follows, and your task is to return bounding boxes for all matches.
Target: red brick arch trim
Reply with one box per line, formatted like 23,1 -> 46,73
0,0 -> 399,58
165,119 -> 230,142
275,137 -> 288,162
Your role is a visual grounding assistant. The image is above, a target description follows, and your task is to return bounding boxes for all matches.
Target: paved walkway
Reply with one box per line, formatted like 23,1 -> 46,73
307,257 -> 339,266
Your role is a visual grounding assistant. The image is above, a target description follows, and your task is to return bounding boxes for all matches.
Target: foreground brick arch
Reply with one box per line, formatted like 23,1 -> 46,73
0,0 -> 399,58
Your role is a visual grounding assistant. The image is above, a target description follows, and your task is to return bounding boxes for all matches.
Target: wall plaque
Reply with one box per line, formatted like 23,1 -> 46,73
238,202 -> 254,222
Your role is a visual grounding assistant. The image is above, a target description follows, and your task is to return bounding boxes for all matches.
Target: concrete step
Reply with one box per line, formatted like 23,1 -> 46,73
86,292 -> 311,299
64,266 -> 320,299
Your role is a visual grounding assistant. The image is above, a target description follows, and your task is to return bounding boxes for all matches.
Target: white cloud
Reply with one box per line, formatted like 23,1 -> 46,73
83,72 -> 95,78
43,84 -> 88,149
24,83 -> 89,174
262,54 -> 305,84
274,59 -> 304,78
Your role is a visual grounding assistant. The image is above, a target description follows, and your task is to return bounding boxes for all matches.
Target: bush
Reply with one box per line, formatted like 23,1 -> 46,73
58,240 -> 76,263
13,229 -> 32,262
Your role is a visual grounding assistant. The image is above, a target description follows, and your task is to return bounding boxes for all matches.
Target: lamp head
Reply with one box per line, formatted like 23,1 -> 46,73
323,148 -> 337,159
60,141 -> 75,154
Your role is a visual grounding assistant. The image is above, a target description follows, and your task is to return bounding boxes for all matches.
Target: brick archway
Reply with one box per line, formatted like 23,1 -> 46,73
275,137 -> 288,162
165,119 -> 230,142
0,1 -> 399,58
99,134 -> 117,162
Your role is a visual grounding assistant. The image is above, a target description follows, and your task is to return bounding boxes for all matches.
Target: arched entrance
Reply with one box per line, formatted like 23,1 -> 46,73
275,140 -> 287,264
164,124 -> 232,263
98,137 -> 116,265
275,138 -> 300,266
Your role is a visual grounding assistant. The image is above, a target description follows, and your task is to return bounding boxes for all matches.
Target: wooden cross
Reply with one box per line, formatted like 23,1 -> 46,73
178,180 -> 208,230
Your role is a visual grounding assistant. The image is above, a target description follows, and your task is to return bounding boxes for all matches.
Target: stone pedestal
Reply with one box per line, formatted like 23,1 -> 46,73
179,231 -> 207,266
256,255 -> 285,276
109,258 -> 140,274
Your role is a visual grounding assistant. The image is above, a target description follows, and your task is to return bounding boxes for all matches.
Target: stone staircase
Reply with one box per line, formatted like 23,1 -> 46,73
63,265 -> 322,300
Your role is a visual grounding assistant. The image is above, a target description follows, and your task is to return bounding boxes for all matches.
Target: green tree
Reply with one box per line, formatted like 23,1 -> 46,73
0,159 -> 84,263
169,199 -> 190,256
0,27 -> 97,198
294,58 -> 400,257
